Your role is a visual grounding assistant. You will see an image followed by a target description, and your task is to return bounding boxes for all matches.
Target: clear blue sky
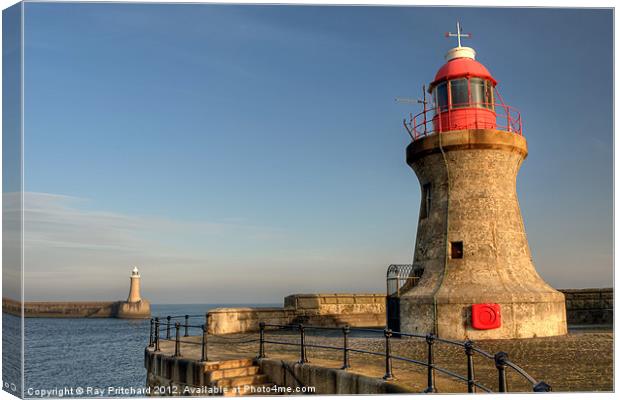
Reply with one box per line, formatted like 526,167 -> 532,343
20,3 -> 612,303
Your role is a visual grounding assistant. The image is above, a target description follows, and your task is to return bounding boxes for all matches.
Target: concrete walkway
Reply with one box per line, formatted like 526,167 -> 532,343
153,326 -> 612,393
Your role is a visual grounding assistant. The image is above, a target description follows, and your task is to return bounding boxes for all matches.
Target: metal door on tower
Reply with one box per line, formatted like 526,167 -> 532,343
387,296 -> 400,332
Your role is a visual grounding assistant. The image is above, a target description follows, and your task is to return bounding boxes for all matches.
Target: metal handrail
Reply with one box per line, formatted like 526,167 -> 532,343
149,315 -> 210,362
257,323 -> 551,393
157,322 -> 204,329
386,264 -> 425,297
156,314 -> 203,318
264,323 -> 386,334
147,316 -> 550,393
404,100 -> 523,140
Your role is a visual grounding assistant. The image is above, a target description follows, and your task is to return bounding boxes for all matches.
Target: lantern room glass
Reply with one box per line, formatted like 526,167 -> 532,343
432,78 -> 495,111
450,79 -> 469,108
470,78 -> 485,106
436,82 -> 448,112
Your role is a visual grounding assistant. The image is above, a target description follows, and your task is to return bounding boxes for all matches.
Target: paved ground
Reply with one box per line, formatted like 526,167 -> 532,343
154,325 -> 613,393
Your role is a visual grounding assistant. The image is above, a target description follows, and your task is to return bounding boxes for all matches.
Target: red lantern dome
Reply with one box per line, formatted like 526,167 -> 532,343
403,25 -> 522,140
429,45 -> 498,132
431,57 -> 497,90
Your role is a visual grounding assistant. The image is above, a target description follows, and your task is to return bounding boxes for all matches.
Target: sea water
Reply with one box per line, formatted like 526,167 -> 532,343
3,304 -> 273,397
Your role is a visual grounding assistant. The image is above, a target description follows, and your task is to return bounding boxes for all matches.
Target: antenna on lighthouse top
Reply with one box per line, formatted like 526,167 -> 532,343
444,21 -> 476,61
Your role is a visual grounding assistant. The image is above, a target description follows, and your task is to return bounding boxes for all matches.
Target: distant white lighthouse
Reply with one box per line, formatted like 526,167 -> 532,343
117,265 -> 151,319
127,266 -> 142,303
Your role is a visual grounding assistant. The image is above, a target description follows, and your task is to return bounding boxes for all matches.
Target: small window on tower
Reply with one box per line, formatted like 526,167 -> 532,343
420,183 -> 432,219
451,241 -> 464,259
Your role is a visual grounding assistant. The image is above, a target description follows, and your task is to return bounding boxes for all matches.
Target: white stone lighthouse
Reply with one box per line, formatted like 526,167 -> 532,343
127,266 -> 142,303
117,266 -> 151,319
399,24 -> 567,340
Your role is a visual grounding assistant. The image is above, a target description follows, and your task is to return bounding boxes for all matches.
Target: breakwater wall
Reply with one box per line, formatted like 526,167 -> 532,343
144,348 -> 408,396
2,298 -> 151,319
255,359 -> 409,395
562,288 -> 613,325
207,289 -> 612,334
207,293 -> 385,334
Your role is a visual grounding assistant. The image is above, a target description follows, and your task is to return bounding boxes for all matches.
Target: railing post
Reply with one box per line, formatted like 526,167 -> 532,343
154,318 -> 160,352
200,324 -> 208,362
494,352 -> 508,393
184,315 -> 189,337
148,318 -> 154,347
423,104 -> 427,136
166,316 -> 171,339
383,329 -> 393,380
506,107 -> 512,132
533,381 -> 552,392
464,340 -> 476,393
174,322 -> 182,357
341,325 -> 350,370
258,322 -> 266,359
299,324 -> 308,364
424,333 -> 436,393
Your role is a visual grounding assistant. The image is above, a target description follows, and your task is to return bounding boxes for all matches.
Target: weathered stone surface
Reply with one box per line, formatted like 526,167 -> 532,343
203,287 -> 609,335
207,307 -> 293,334
1,297 -> 151,319
2,267 -> 151,318
117,299 -> 151,319
297,296 -> 321,309
207,294 -> 385,334
401,129 -> 568,339
144,346 -> 409,396
256,359 -> 409,394
558,288 -> 613,324
145,326 -> 613,393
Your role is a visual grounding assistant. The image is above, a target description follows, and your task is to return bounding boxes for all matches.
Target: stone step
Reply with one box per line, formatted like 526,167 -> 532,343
214,374 -> 269,389
208,366 -> 260,381
204,358 -> 255,372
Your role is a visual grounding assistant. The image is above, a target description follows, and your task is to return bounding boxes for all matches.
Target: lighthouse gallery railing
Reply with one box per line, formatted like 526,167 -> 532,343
148,315 -> 551,393
404,100 -> 523,140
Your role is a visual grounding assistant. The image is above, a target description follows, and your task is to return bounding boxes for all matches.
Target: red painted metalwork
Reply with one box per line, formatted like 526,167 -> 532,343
404,94 -> 522,139
432,105 -> 496,133
471,303 -> 502,330
402,48 -> 522,140
406,99 -> 522,139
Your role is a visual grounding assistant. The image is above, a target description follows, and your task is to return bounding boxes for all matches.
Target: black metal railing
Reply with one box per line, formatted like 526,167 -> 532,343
146,316 -> 551,394
148,314 -> 258,363
257,323 -> 551,393
386,264 -> 424,297
148,314 -> 209,362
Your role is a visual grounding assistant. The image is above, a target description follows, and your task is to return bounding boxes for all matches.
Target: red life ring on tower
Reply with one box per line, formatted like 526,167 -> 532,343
471,303 -> 501,330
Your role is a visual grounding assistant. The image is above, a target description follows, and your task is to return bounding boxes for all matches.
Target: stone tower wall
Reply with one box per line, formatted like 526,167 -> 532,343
128,276 -> 142,303
400,129 -> 567,339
